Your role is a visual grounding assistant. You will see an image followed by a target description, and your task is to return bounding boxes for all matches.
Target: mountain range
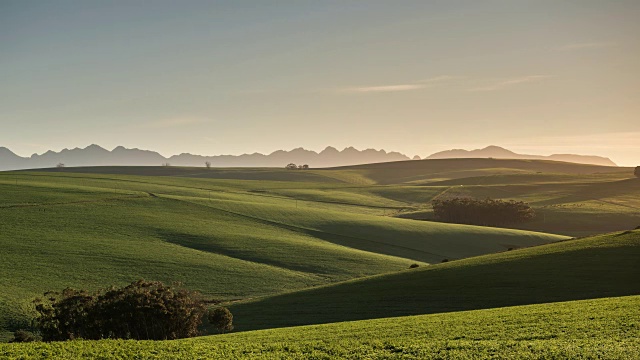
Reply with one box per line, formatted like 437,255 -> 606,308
0,145 -> 616,171
426,145 -> 617,166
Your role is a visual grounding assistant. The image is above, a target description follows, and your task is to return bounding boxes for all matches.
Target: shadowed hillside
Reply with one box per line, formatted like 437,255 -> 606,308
229,230 -> 640,331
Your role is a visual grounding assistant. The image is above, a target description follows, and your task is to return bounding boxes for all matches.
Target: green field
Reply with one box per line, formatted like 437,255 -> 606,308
2,296 -> 638,359
1,158 -> 638,355
0,164 -> 567,340
28,159 -> 640,237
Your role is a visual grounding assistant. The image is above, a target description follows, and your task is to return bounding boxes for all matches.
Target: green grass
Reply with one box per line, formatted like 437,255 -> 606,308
0,170 -> 563,340
2,295 -> 638,359
1,161 -> 637,356
27,160 -> 640,237
325,158 -> 628,185
229,230 -> 640,331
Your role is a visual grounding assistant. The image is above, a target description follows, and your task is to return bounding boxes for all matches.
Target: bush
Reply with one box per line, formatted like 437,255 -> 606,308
207,307 -> 234,333
9,329 -> 39,343
409,263 -> 420,269
432,197 -> 535,227
34,280 -> 207,341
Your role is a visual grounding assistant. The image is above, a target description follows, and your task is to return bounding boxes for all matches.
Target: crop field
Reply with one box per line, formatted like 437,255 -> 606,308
2,295 -> 638,359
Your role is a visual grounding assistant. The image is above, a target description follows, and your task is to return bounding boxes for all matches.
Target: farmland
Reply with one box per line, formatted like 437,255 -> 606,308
0,160 -> 577,340
1,158 -> 638,356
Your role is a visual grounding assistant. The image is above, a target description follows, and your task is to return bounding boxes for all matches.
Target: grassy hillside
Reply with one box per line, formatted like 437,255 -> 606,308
33,166 -> 344,183
394,176 -> 640,236
2,296 -> 638,359
0,170 -> 562,340
323,158 -> 628,185
229,230 -> 640,331
30,160 -> 640,237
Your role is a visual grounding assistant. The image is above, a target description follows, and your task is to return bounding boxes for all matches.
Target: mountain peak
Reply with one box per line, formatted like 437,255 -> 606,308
320,146 -> 339,154
85,144 -> 107,151
0,147 -> 19,157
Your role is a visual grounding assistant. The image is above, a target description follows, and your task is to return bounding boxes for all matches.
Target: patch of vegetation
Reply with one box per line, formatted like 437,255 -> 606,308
34,280 -> 215,341
432,197 -> 535,226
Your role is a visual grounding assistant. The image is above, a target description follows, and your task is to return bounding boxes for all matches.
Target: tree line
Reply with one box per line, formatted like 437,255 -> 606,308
432,197 -> 535,227
286,163 -> 309,170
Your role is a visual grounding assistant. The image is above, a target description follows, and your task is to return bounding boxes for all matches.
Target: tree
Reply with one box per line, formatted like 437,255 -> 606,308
285,163 -> 297,170
207,307 -> 234,333
34,280 -> 209,341
162,162 -> 171,167
205,161 -> 211,169
635,166 -> 640,178
56,163 -> 65,168
301,164 -> 309,170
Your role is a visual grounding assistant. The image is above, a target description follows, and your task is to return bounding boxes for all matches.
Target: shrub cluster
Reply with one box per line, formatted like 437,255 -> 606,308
33,280 -> 231,341
432,197 -> 535,227
285,163 -> 309,170
207,307 -> 234,333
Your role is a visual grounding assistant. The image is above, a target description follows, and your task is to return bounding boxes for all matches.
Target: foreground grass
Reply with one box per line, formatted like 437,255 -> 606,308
2,296 -> 638,359
230,230 -> 640,331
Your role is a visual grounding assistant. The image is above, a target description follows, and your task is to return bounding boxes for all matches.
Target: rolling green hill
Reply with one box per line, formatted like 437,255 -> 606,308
323,158 -> 628,185
229,230 -> 640,331
2,295 -> 638,359
0,170 -> 563,340
29,159 -> 640,237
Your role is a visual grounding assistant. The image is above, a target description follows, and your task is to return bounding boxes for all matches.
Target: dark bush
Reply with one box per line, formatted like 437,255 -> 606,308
442,259 -> 449,263
432,197 -> 535,227
634,166 -> 640,178
409,263 -> 420,268
207,307 -> 234,333
9,329 -> 39,343
34,280 -> 208,341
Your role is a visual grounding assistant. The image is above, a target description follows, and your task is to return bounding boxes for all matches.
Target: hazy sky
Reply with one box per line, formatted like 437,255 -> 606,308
1,1 -> 639,165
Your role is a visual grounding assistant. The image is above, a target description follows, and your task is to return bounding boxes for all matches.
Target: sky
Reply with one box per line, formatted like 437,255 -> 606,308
1,1 -> 639,165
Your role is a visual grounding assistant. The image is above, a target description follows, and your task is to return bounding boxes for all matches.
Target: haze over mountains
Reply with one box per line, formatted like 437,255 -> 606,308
0,144 -> 616,171
426,145 -> 617,166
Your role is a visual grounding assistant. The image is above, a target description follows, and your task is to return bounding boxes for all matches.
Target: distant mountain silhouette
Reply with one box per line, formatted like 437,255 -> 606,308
426,145 -> 617,166
0,144 -> 617,171
0,145 -> 410,171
